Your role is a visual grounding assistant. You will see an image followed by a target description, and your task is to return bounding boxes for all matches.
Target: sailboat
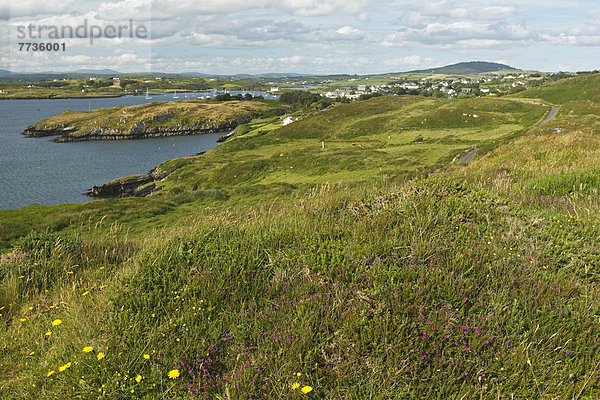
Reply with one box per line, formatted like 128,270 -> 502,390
173,90 -> 179,99
145,88 -> 151,99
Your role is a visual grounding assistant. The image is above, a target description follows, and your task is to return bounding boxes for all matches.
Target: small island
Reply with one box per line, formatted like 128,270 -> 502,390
21,100 -> 280,142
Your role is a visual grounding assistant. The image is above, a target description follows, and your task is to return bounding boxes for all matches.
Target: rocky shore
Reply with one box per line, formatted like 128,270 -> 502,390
85,167 -> 168,198
22,119 -> 249,142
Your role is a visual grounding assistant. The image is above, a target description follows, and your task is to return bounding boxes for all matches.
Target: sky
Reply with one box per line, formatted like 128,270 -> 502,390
2,0 -> 599,74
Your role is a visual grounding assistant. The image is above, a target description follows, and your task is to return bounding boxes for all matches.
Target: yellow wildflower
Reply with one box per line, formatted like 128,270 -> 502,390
46,370 -> 55,377
58,362 -> 71,372
291,383 -> 300,389
83,346 -> 94,353
296,372 -> 302,377
97,352 -> 105,360
301,386 -> 313,394
143,354 -> 150,360
82,291 -> 89,296
45,331 -> 52,336
168,369 -> 180,379
52,319 -> 62,326
19,318 -> 27,322
135,375 -> 142,383
29,351 -> 35,356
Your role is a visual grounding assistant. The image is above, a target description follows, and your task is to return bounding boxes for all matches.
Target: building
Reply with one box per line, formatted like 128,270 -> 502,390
283,116 -> 296,126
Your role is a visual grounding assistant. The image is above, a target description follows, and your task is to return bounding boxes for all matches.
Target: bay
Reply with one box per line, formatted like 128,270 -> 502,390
0,91 -> 275,209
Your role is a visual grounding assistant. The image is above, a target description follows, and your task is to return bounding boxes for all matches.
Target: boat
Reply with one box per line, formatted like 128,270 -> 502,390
173,90 -> 179,99
145,88 -> 151,99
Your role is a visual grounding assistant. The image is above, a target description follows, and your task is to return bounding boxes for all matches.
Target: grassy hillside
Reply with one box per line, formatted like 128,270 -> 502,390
513,73 -> 600,104
2,74 -> 600,398
152,96 -> 547,192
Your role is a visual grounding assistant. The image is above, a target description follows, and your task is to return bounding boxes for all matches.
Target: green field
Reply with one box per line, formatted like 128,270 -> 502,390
1,73 -> 600,398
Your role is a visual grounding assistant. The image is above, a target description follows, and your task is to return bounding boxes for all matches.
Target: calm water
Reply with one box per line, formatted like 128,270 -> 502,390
0,91 -> 274,209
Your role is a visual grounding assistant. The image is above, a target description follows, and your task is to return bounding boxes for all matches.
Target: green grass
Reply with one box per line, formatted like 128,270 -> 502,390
2,74 -> 600,398
513,73 -> 600,104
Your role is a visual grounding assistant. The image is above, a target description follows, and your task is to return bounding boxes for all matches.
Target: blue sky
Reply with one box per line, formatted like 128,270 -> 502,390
2,0 -> 599,74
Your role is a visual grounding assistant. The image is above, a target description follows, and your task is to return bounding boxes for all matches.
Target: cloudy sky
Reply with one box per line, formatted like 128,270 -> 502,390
2,0 -> 599,74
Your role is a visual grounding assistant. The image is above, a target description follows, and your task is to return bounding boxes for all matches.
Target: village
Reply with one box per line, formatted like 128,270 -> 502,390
319,73 -> 538,100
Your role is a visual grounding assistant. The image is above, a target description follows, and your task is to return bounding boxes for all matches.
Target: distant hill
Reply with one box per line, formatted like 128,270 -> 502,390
410,61 -> 518,75
0,69 -> 10,76
72,69 -> 121,75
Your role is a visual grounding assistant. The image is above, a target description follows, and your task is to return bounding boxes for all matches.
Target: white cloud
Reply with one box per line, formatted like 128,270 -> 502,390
587,10 -> 600,25
408,1 -> 515,22
1,0 -> 76,20
319,25 -> 366,41
382,20 -> 538,48
382,56 -> 436,68
98,0 -> 376,19
473,6 -> 516,20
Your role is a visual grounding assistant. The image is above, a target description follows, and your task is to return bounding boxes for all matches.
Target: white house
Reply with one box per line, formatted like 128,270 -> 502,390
283,116 -> 296,126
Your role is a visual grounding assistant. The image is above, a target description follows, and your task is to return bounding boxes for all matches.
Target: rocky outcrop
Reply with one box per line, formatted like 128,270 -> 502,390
216,130 -> 236,142
22,117 -> 251,142
85,167 -> 170,199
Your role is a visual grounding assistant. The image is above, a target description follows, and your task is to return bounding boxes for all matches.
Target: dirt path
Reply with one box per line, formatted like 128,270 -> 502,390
458,148 -> 479,164
458,106 -> 559,164
539,107 -> 559,126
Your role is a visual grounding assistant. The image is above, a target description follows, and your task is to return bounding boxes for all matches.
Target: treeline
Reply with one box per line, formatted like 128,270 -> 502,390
278,90 -> 322,107
214,93 -> 264,101
278,90 -> 336,110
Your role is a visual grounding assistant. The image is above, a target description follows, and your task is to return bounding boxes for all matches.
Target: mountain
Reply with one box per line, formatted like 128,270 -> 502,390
410,61 -> 518,75
72,68 -> 121,75
0,69 -> 10,76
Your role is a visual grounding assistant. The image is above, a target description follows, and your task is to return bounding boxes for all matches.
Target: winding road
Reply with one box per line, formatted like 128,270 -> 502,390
458,106 -> 559,164
539,107 -> 559,126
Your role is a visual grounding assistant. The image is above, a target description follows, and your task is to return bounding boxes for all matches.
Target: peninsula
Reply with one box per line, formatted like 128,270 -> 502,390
21,100 -> 283,142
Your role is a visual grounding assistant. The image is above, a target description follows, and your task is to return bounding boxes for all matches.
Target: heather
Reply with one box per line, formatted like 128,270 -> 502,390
1,73 -> 600,398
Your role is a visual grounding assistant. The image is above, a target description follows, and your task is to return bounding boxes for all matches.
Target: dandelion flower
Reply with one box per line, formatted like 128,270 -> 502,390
52,319 -> 62,326
19,318 -> 27,322
97,352 -> 105,360
46,370 -> 55,377
168,369 -> 180,379
291,383 -> 300,389
82,291 -> 89,296
143,354 -> 150,360
135,375 -> 142,383
83,346 -> 94,353
45,331 -> 52,336
29,351 -> 35,356
301,386 -> 313,394
58,362 -> 71,372
296,372 -> 302,377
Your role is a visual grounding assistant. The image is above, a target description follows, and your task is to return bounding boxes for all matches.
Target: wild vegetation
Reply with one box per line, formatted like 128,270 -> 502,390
1,73 -> 600,398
